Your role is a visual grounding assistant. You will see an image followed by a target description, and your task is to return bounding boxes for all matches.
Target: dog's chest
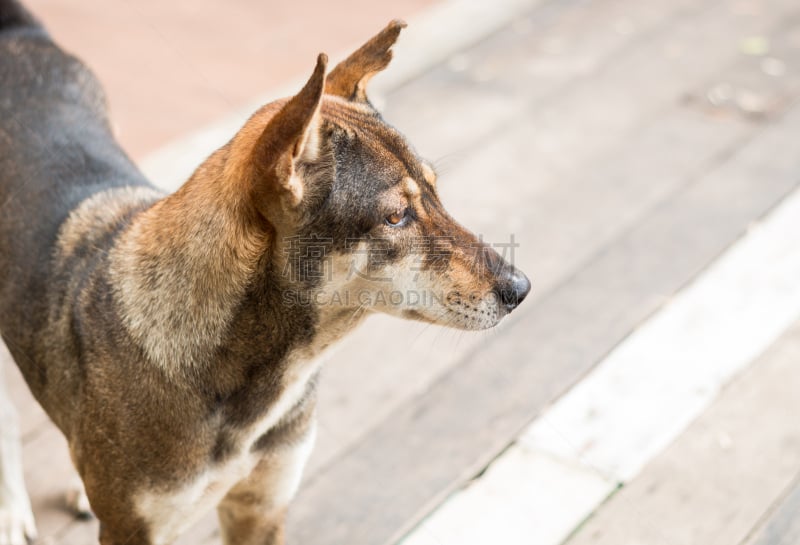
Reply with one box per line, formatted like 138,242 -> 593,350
134,352 -> 323,545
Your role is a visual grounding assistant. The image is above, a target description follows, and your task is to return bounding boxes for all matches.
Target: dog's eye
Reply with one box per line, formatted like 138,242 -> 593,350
385,209 -> 410,227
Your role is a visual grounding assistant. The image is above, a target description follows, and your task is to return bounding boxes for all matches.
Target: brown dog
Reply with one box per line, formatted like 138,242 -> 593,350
0,2 -> 530,544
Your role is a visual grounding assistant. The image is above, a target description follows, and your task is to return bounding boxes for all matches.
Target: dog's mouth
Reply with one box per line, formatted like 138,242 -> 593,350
442,291 -> 504,330
443,282 -> 530,329
332,255 -> 533,330
413,239 -> 531,330
392,277 -> 530,330
435,268 -> 532,330
299,243 -> 531,330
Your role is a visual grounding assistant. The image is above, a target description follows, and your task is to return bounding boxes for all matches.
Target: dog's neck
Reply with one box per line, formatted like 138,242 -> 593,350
110,170 -> 260,377
110,146 -> 277,377
109,144 -> 365,385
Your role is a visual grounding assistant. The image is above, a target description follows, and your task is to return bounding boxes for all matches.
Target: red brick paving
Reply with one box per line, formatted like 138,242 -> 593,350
26,0 -> 439,159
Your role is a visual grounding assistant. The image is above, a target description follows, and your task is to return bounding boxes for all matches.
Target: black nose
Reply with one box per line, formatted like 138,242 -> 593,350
496,270 -> 531,312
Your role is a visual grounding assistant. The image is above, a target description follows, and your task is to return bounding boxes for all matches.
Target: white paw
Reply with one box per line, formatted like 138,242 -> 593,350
0,503 -> 37,545
65,478 -> 92,519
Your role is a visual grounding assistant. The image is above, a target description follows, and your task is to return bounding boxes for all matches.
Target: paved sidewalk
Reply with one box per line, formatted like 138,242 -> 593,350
5,0 -> 800,544
566,319 -> 800,545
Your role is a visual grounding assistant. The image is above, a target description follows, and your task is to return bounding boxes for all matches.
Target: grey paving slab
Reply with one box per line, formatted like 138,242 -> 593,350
682,21 -> 800,124
387,0 -> 788,172
745,477 -> 800,545
385,0 -> 708,163
565,319 -> 800,545
384,0 -> 708,161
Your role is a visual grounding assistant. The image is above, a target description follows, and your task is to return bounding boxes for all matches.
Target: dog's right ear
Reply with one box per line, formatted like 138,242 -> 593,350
249,54 -> 327,227
326,20 -> 405,103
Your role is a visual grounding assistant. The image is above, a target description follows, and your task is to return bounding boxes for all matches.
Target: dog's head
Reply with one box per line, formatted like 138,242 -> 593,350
232,21 -> 529,330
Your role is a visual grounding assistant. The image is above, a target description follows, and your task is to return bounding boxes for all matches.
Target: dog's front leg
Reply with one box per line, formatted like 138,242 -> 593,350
217,424 -> 316,545
0,370 -> 36,545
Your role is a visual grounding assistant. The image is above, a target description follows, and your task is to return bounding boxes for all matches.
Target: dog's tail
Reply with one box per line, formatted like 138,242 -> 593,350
0,0 -> 43,33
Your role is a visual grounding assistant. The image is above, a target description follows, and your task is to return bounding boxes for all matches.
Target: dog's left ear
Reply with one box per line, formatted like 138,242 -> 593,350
250,54 -> 327,223
326,19 -> 406,103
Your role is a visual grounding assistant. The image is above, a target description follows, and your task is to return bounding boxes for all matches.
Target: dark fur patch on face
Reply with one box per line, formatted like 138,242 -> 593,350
280,101 -> 435,278
279,98 -> 513,300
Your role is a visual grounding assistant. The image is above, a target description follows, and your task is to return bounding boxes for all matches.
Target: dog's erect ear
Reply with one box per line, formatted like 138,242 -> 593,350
251,54 -> 327,217
326,20 -> 406,103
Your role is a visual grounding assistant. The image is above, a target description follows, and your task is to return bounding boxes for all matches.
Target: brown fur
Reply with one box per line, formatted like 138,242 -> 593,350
0,13 -> 530,545
325,20 -> 406,102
